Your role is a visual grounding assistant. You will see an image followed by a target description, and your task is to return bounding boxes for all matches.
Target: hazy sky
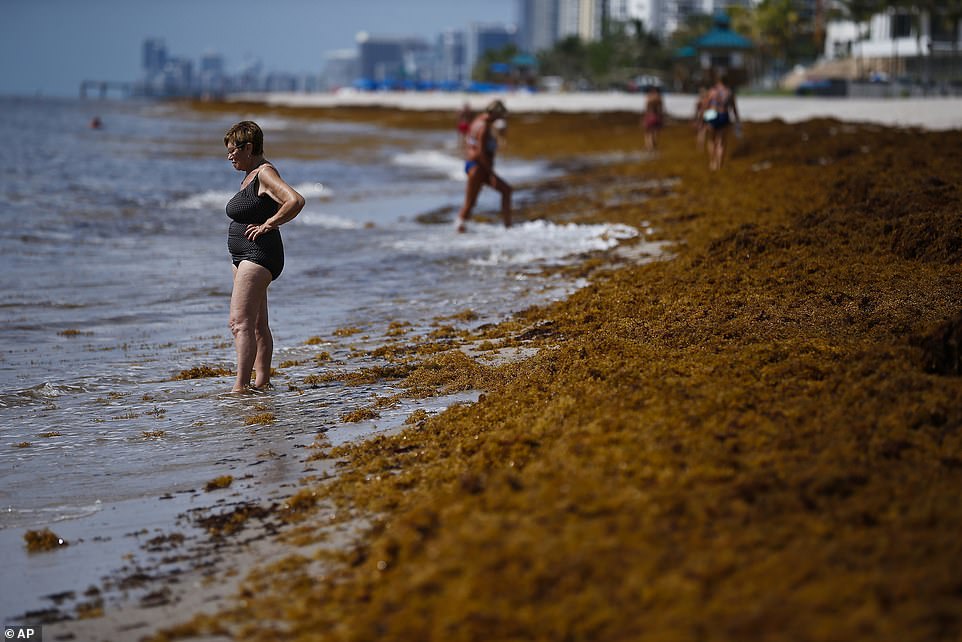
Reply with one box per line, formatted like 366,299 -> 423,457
1,0 -> 518,96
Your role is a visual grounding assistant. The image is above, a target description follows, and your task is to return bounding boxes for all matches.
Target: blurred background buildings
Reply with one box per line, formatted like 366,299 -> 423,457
105,0 -> 961,98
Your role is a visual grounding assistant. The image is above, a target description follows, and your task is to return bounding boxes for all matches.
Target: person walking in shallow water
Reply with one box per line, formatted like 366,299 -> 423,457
455,100 -> 512,233
224,121 -> 304,393
703,75 -> 740,171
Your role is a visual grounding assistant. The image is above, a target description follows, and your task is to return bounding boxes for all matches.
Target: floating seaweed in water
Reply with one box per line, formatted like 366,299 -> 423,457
386,321 -> 411,337
24,528 -> 68,552
245,412 -> 276,426
334,326 -> 362,337
341,407 -> 380,423
173,365 -> 233,380
58,328 -> 92,337
204,475 -> 234,492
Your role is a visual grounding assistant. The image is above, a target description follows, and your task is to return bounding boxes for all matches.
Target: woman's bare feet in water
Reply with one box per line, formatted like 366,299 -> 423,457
230,382 -> 272,395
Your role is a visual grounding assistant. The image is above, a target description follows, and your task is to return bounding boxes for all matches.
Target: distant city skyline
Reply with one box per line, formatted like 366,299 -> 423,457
1,0 -> 517,96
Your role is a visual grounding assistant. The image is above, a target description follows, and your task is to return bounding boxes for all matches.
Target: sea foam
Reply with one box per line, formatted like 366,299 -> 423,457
170,182 -> 332,211
391,148 -> 560,183
389,220 -> 640,267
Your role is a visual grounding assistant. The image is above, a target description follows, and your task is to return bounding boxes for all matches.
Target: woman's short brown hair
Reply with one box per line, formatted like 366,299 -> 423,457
224,120 -> 264,155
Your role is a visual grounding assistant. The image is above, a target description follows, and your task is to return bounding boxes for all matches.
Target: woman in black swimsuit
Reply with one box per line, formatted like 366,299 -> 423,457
224,121 -> 304,393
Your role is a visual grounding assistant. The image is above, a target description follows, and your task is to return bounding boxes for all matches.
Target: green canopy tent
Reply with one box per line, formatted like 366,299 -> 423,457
674,12 -> 755,90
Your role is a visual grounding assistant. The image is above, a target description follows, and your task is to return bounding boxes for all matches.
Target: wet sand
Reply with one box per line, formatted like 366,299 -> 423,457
48,99 -> 962,641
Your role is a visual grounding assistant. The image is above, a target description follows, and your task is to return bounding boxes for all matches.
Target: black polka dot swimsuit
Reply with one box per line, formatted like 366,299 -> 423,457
226,171 -> 284,280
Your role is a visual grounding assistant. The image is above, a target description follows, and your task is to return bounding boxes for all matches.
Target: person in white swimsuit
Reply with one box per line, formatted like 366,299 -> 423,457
704,75 -> 740,171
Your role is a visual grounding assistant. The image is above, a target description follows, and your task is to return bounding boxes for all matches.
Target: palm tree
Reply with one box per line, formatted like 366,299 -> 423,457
755,0 -> 802,76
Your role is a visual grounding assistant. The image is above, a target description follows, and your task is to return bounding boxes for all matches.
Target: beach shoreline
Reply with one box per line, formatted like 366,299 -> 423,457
36,98 -> 962,641
235,89 -> 962,131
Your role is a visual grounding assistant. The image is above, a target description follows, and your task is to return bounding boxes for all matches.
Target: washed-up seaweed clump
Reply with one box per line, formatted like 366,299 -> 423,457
203,475 -> 234,492
24,528 -> 68,552
173,365 -> 233,380
156,105 -> 962,642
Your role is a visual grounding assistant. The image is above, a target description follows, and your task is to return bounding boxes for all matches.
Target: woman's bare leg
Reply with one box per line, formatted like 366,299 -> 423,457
489,172 -> 512,227
456,168 -> 485,232
711,128 -> 729,171
229,261 -> 272,392
252,291 -> 272,388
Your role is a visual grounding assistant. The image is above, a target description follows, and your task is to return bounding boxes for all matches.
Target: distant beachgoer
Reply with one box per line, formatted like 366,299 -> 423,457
224,121 -> 305,393
455,100 -> 512,233
456,103 -> 474,150
642,87 -> 664,152
703,75 -> 740,171
89,116 -> 102,129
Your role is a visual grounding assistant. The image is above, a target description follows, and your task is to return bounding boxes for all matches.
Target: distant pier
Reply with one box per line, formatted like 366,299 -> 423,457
79,80 -> 133,99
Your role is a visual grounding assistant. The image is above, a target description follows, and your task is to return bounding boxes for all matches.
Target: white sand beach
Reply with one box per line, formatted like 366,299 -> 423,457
238,90 -> 962,131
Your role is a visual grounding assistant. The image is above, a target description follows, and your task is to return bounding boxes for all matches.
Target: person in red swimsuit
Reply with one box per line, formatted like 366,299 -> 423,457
456,102 -> 474,151
642,86 -> 665,152
458,103 -> 474,137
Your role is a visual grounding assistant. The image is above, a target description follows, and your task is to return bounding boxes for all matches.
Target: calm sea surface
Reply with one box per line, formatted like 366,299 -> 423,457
0,96 -> 645,620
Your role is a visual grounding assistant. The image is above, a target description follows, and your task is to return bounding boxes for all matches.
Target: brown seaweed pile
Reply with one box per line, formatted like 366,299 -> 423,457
155,104 -> 962,642
24,528 -> 69,553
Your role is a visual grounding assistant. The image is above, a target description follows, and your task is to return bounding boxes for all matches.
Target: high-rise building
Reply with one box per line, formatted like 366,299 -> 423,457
436,29 -> 468,84
159,58 -> 194,96
465,23 -> 518,76
355,32 -> 430,82
323,49 -> 359,90
198,51 -> 226,97
199,51 -> 225,76
556,0 -> 607,43
519,0 -> 559,53
264,72 -> 298,92
662,0 -> 702,35
609,0 -> 661,34
520,0 -> 645,50
142,38 -> 167,75
610,0 -> 755,40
